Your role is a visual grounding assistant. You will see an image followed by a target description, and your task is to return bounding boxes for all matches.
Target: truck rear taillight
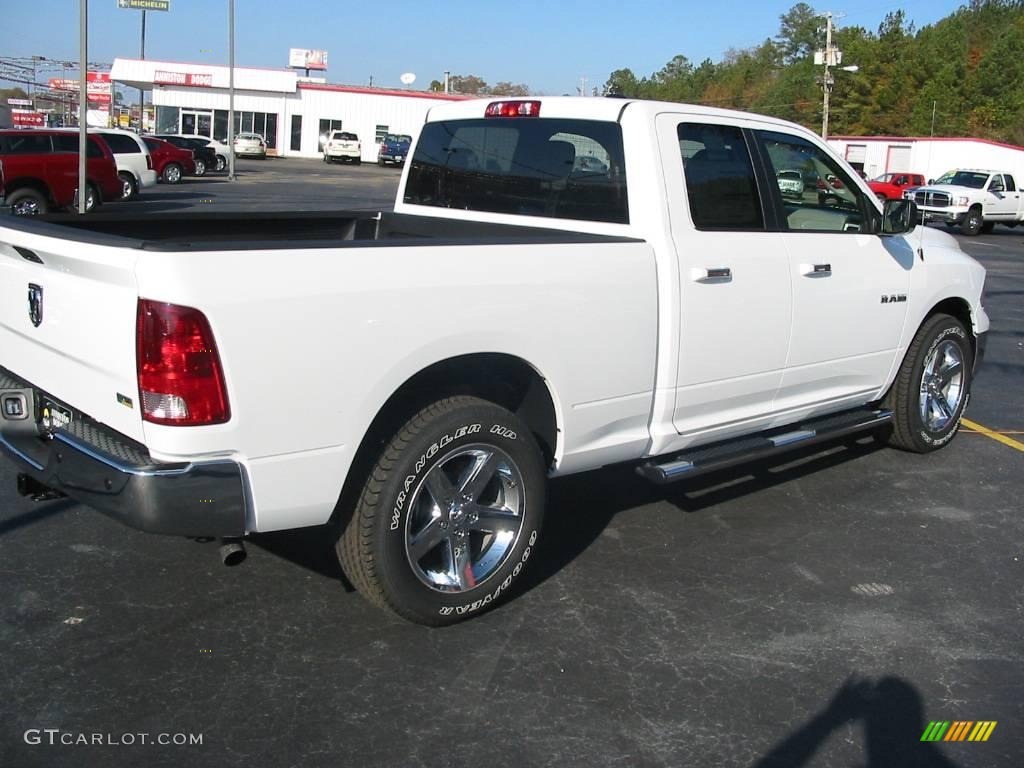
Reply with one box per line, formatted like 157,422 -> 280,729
136,299 -> 230,426
485,100 -> 541,118
146,153 -> 153,170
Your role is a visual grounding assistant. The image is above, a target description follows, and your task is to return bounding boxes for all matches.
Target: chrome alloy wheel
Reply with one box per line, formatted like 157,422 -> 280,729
404,444 -> 526,593
12,198 -> 42,215
919,339 -> 964,432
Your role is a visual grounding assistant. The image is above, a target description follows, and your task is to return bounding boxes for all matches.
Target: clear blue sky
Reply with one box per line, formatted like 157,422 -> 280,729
2,0 -> 967,94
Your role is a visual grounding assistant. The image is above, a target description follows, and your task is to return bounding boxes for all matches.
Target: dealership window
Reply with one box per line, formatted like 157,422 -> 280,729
290,115 -> 302,151
375,124 -> 389,143
319,119 -> 343,150
214,110 -> 229,143
265,115 -> 278,152
226,111 -> 280,149
156,106 -> 180,134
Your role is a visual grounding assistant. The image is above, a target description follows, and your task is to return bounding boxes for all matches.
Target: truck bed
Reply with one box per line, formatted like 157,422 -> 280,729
5,210 -> 635,251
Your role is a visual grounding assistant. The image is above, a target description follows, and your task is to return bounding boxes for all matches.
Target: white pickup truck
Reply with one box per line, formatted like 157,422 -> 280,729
908,168 -> 1024,235
0,98 -> 989,625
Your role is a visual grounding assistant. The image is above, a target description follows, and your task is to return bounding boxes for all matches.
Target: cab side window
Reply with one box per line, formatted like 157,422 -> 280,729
989,176 -> 1004,193
756,130 -> 867,233
678,123 -> 764,231
1,134 -> 52,154
1005,175 -> 1017,192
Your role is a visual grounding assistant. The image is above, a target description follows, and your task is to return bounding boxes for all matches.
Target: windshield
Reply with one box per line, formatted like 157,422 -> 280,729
872,173 -> 897,183
933,171 -> 989,188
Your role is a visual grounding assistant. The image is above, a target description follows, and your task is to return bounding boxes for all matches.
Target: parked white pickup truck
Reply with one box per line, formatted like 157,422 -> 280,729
907,168 -> 1024,235
0,98 -> 989,624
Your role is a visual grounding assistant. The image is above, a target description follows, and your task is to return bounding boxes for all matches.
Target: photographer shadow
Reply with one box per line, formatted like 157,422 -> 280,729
754,676 -> 961,768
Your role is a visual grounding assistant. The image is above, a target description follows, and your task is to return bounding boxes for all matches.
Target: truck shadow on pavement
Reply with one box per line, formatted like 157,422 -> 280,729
516,435 -> 886,599
248,436 -> 887,599
753,675 -> 962,768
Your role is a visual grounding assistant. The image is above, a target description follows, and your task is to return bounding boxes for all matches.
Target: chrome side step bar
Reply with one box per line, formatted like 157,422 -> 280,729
637,408 -> 892,485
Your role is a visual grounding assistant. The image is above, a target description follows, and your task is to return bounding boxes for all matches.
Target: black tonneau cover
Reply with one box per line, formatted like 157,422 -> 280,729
2,210 -> 640,251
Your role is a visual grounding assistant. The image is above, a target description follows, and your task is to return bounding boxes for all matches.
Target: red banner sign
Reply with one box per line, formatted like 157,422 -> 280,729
12,110 -> 46,127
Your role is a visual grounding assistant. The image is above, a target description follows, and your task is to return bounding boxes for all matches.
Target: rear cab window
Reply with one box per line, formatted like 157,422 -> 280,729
404,118 -> 629,224
678,123 -> 765,230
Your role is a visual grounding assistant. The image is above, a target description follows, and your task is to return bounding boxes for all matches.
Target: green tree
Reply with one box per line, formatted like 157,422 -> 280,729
777,2 -> 820,63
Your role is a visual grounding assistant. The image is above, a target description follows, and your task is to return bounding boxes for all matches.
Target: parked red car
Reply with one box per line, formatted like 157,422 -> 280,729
868,172 -> 925,201
142,137 -> 196,184
0,129 -> 121,215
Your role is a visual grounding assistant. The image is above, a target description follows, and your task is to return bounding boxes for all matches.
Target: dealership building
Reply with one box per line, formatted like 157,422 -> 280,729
109,58 -> 469,161
826,135 -> 1024,182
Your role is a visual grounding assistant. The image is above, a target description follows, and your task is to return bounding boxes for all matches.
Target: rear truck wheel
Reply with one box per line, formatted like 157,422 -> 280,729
961,207 -> 983,236
194,158 -> 208,176
119,172 -> 138,201
980,222 -> 995,234
876,193 -> 887,203
215,155 -> 227,172
162,163 -> 183,184
336,396 -> 546,626
6,188 -> 49,216
354,157 -> 361,165
882,313 -> 972,453
378,158 -> 385,167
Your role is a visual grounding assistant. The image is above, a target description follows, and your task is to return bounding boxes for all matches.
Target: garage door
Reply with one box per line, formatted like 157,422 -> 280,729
886,145 -> 912,173
845,144 -> 867,164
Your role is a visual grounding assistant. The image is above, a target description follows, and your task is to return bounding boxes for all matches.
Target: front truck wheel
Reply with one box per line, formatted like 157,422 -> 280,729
961,207 -> 983,236
883,313 -> 973,453
336,396 -> 545,625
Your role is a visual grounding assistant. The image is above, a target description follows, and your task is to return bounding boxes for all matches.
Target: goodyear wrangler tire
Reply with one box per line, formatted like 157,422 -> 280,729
336,396 -> 545,625
883,313 -> 972,453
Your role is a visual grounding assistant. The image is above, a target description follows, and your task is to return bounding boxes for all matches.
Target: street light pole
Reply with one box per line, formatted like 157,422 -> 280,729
139,10 -> 146,131
227,0 -> 236,181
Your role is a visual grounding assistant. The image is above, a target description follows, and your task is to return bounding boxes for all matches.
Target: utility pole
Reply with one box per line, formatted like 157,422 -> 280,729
579,76 -> 588,97
819,11 -> 835,139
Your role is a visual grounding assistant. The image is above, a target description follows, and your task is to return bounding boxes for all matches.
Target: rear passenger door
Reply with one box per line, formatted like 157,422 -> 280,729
754,129 -> 911,411
987,174 -> 1020,219
657,115 -> 792,436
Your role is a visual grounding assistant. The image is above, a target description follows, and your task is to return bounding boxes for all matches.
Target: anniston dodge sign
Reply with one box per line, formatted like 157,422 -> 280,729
153,71 -> 214,87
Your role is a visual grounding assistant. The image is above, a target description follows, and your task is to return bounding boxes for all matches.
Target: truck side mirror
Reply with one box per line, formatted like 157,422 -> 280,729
881,199 -> 918,235
927,179 -> 934,185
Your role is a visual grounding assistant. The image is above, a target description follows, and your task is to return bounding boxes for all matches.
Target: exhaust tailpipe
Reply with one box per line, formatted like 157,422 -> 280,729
219,538 -> 247,566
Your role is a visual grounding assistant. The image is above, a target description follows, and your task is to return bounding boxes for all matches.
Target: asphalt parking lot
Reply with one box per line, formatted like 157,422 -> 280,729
1,168 -> 1022,768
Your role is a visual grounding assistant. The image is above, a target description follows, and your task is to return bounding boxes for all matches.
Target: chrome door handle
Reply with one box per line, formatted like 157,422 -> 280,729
801,263 -> 832,277
691,267 -> 732,283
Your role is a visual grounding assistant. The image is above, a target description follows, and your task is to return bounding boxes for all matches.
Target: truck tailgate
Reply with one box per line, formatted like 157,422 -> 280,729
0,223 -> 144,443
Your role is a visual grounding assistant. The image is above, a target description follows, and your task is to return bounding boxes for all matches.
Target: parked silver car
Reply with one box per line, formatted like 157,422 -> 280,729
233,132 -> 267,159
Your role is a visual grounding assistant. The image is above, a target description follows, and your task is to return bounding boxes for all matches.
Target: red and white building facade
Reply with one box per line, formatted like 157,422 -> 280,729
827,135 -> 1024,183
110,58 -> 470,161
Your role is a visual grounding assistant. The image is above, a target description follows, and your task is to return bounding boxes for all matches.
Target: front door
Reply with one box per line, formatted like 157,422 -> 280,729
755,129 -> 911,411
180,111 -> 213,138
657,115 -> 793,437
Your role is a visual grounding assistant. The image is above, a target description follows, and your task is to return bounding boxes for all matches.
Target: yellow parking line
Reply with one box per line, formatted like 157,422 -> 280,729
961,418 -> 1024,453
